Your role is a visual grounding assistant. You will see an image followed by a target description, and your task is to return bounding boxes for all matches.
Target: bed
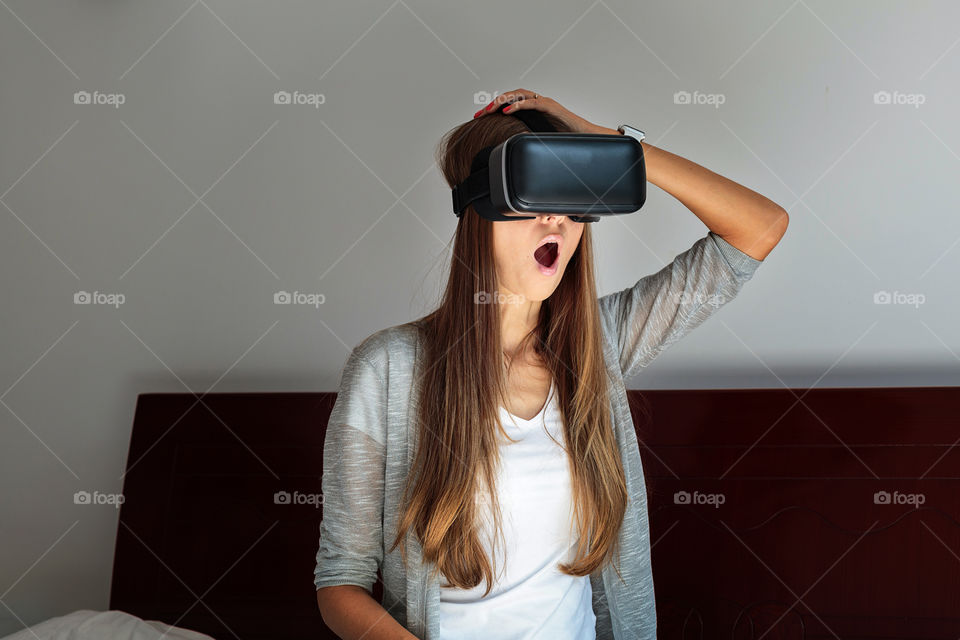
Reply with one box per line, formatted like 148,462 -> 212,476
108,386 -> 960,639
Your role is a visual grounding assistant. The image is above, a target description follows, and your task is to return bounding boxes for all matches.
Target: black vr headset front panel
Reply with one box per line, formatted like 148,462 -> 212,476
492,133 -> 646,216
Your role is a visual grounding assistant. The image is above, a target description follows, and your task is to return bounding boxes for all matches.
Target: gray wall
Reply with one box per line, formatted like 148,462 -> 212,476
2,0 -> 957,633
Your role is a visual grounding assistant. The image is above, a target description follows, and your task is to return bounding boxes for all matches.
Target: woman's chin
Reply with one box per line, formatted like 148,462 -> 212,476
518,282 -> 561,303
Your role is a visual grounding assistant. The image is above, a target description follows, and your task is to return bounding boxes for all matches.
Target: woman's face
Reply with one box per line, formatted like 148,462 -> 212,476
491,214 -> 584,302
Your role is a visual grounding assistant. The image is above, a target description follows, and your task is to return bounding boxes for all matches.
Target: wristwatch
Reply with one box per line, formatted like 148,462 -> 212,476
617,124 -> 646,142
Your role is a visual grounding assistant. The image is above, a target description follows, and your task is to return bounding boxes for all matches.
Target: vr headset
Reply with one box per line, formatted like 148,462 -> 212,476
451,102 -> 646,223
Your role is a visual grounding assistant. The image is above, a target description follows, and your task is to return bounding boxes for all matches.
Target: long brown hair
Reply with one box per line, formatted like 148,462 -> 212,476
388,110 -> 628,595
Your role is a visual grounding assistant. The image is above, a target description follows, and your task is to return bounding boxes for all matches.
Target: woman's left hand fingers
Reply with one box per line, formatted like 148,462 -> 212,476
472,89 -> 602,134
473,89 -> 537,117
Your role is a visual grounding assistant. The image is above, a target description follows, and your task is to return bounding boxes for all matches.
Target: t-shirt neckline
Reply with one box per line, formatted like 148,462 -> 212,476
499,379 -> 555,424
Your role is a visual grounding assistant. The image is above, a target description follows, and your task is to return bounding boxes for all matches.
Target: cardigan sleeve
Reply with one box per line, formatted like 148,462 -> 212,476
597,231 -> 762,380
314,344 -> 388,594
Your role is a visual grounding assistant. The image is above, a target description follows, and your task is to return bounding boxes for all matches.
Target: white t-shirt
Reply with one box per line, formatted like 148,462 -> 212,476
438,379 -> 597,639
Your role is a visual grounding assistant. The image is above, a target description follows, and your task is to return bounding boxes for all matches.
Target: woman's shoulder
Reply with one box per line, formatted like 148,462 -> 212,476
349,321 -> 423,374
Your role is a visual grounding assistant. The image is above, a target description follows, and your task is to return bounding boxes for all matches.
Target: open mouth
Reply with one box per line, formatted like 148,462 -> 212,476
534,241 -> 559,269
534,242 -> 558,268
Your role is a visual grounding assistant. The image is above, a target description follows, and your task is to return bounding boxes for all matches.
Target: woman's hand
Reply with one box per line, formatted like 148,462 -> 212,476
473,88 -> 617,135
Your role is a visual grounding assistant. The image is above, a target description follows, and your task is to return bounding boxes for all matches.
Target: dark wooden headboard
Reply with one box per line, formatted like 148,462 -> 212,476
111,387 -> 960,639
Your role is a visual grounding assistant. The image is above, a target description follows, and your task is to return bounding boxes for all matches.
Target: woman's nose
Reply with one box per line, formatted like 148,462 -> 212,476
536,213 -> 564,223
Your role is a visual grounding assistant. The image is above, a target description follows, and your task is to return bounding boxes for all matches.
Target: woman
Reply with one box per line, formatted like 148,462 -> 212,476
315,89 -> 788,640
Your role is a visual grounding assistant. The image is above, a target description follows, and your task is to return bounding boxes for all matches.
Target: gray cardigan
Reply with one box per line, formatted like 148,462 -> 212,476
315,231 -> 763,639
